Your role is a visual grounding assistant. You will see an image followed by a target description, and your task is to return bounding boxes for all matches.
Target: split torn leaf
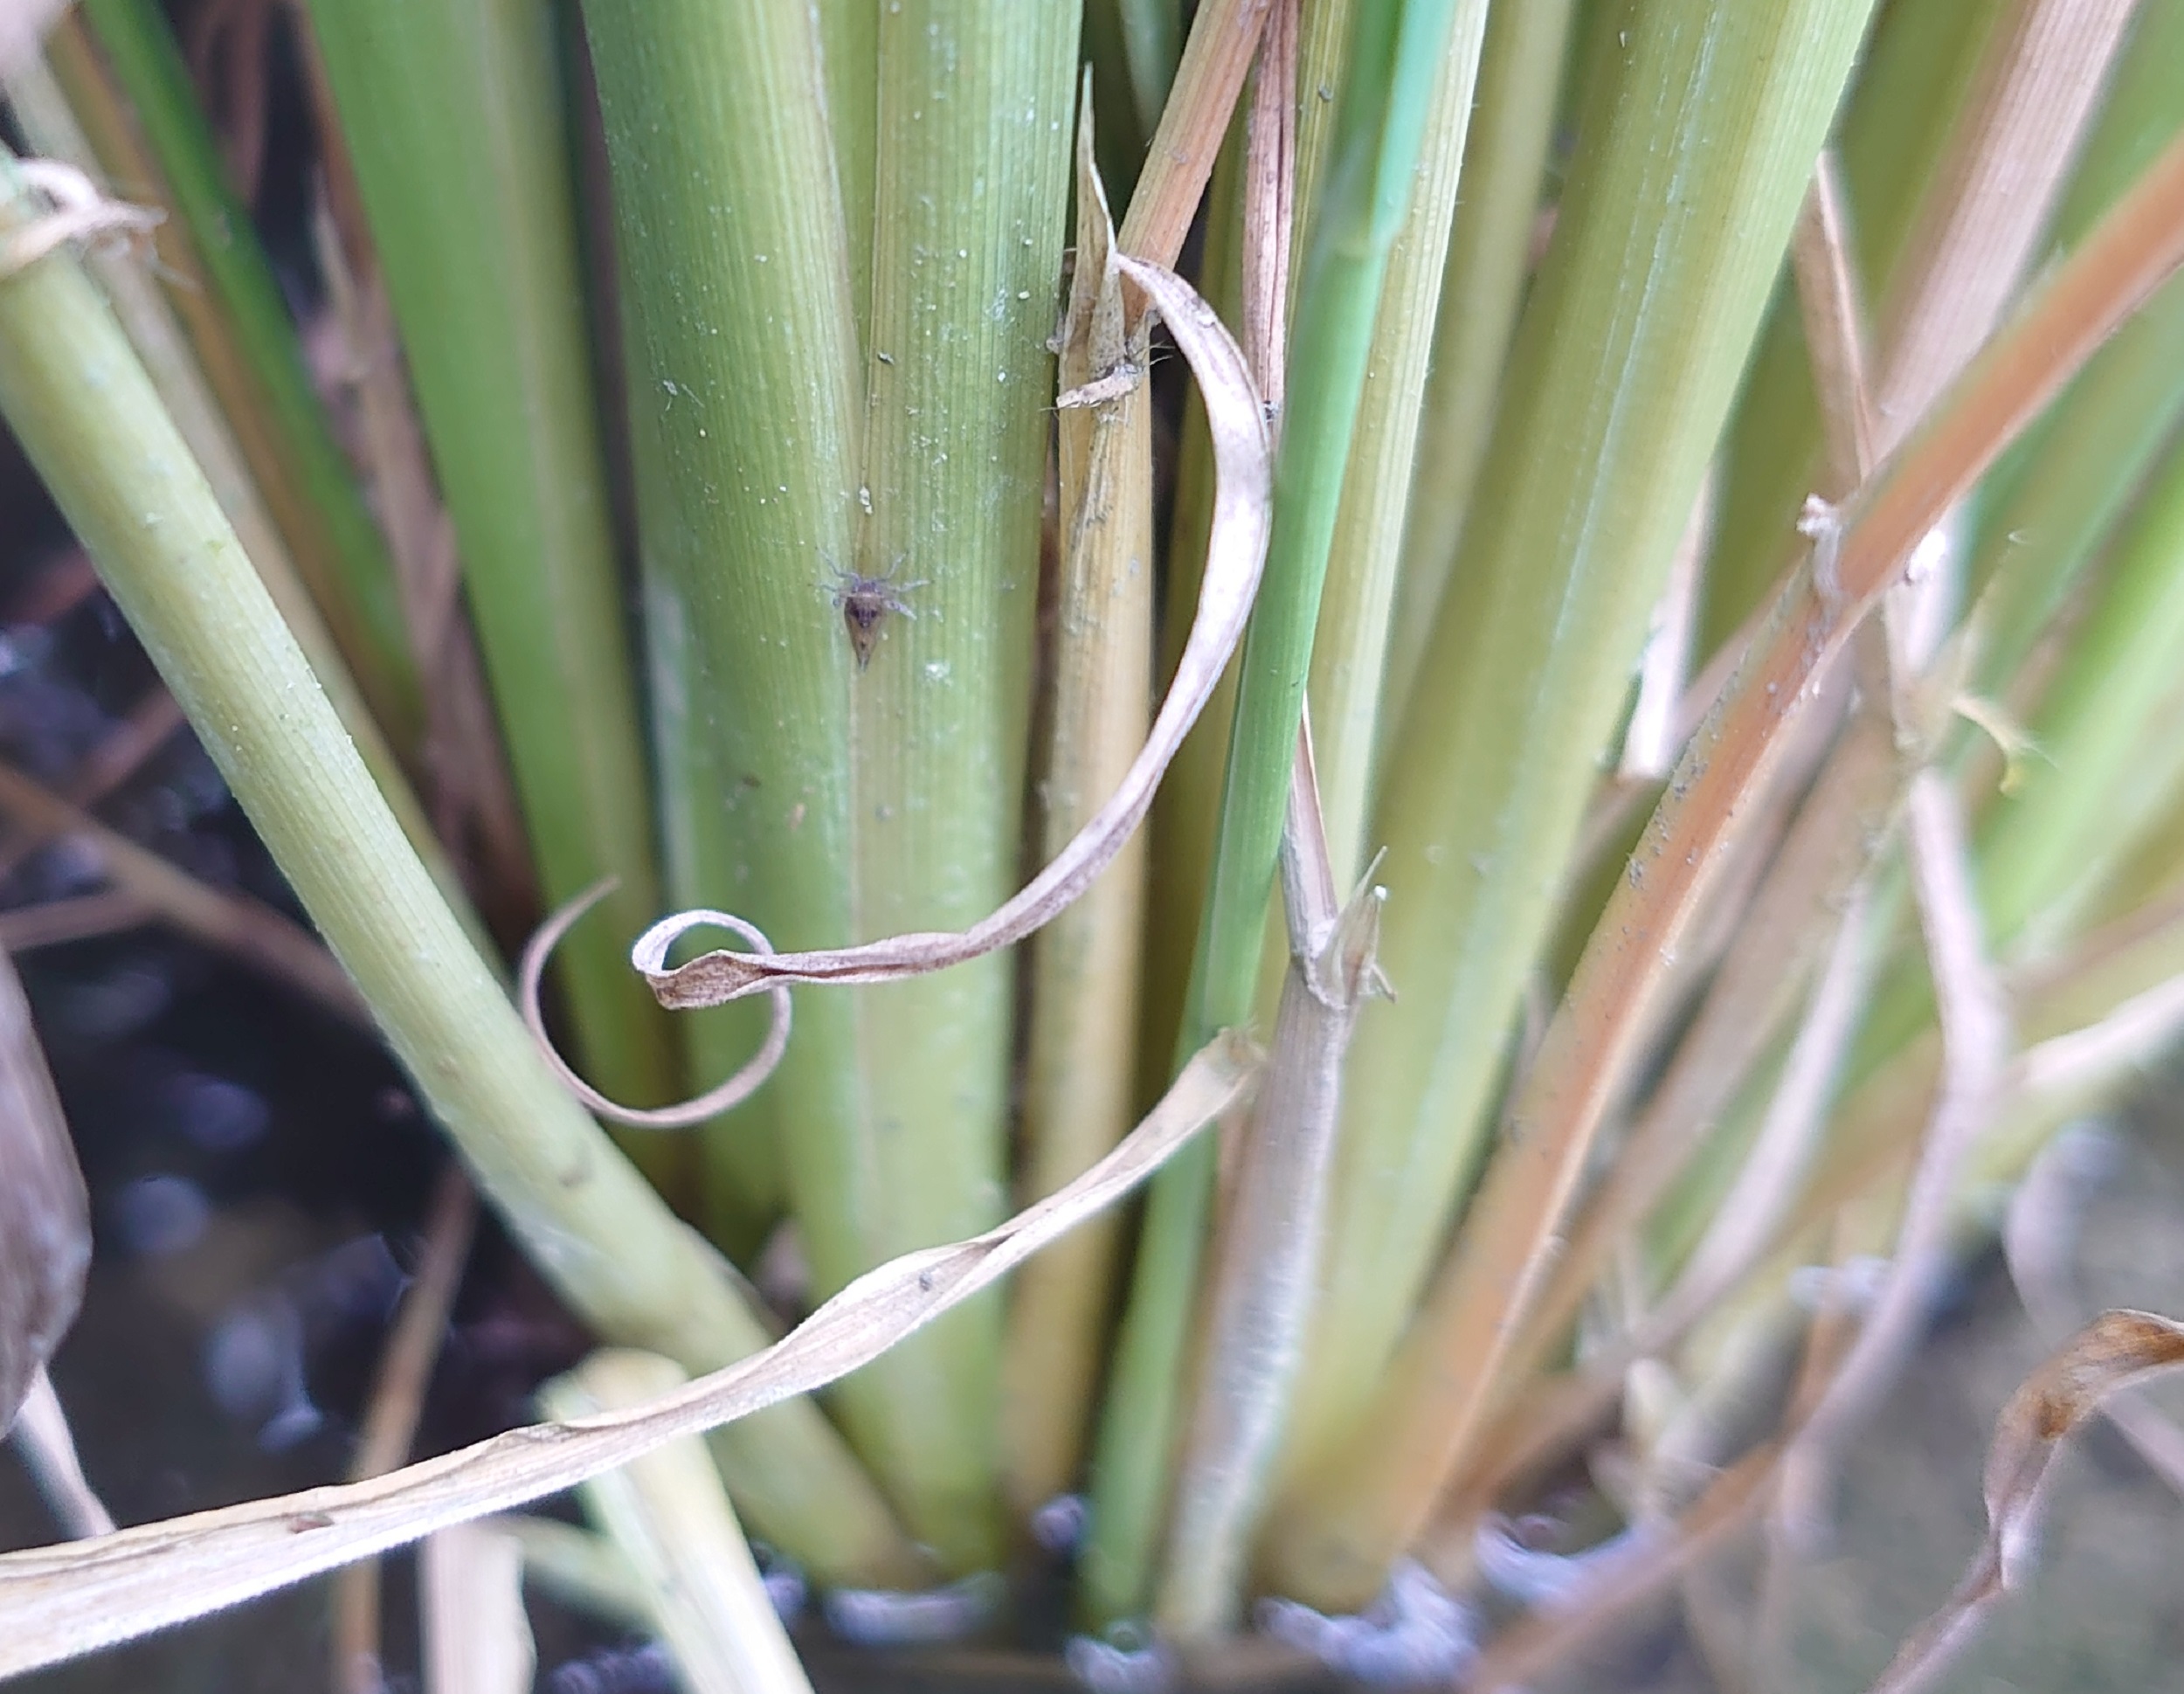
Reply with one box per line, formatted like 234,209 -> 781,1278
1864,1309 -> 2184,1694
629,257 -> 1271,1011
0,1032 -> 1257,1679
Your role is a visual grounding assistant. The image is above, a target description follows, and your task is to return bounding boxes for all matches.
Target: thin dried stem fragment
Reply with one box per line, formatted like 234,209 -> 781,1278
1651,877 -> 1876,1338
1116,0 -> 1276,267
1792,153 -> 1878,493
334,1165 -> 477,1694
632,259 -> 1269,1011
0,759 -> 367,1025
1777,773 -> 2012,1541
9,1370 -> 110,1540
307,193 -> 535,923
0,890 -> 153,952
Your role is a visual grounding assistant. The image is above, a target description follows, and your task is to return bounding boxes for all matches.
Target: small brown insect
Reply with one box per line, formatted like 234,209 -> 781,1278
829,559 -> 926,670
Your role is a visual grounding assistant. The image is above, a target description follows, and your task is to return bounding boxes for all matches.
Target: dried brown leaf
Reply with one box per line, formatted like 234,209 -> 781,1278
0,946 -> 86,1435
1863,1310 -> 2184,1694
0,1034 -> 1257,1677
631,260 -> 1270,1012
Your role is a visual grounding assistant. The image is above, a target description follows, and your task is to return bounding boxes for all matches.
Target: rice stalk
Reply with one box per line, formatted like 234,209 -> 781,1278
301,0 -> 683,1126
1083,0 -> 1470,1624
0,156 -> 916,1586
1275,4 -> 1886,1565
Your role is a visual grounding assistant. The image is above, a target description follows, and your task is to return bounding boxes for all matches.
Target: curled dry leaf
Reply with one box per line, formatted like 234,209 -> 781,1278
0,947 -> 88,1434
0,1033 -> 1257,1678
518,881 -> 791,1128
628,259 -> 1271,1012
1864,1309 -> 2184,1694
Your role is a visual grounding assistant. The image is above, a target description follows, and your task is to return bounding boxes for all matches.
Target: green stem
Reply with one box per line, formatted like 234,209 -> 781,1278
576,0 -> 854,1278
301,0 -> 682,1130
3,46 -> 481,953
836,0 -> 1080,1572
68,0 -> 424,753
1977,430 -> 2184,956
1081,0 -> 1466,1628
1698,0 -> 2006,654
1274,0 -> 1883,1584
0,157 -> 916,1587
1303,0 -> 1489,888
1381,0 -> 1578,723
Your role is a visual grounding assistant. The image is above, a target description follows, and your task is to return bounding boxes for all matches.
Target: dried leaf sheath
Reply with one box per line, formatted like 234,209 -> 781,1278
1159,736 -> 1388,1639
1002,107 -> 1157,1516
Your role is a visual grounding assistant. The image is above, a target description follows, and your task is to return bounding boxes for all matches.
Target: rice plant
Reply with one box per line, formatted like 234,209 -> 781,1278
0,0 -> 2181,1687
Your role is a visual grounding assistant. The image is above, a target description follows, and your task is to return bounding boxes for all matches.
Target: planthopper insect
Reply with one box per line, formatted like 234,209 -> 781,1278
828,558 -> 926,670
